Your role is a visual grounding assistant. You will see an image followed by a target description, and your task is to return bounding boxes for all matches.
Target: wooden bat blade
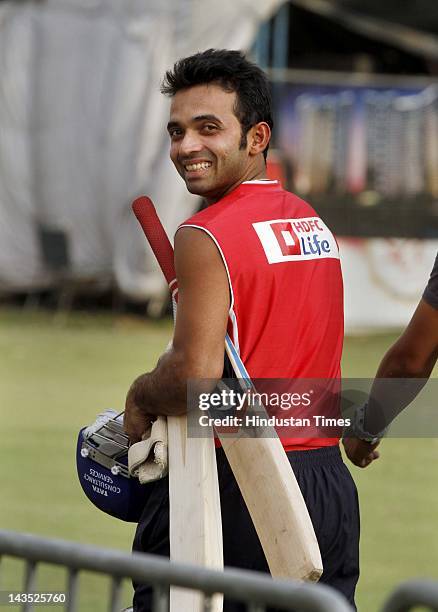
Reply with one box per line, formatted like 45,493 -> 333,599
220,435 -> 322,581
223,338 -> 323,581
168,416 -> 223,611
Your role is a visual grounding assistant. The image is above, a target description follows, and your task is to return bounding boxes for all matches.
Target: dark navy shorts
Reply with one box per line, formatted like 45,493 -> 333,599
132,445 -> 359,611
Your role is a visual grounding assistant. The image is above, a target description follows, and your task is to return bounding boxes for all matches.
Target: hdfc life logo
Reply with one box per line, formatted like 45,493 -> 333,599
252,217 -> 339,264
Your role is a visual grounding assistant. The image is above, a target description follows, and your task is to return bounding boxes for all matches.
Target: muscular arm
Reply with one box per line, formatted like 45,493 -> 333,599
124,227 -> 230,442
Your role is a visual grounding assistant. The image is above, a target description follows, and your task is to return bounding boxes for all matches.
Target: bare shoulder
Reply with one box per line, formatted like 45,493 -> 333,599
174,226 -> 226,280
175,226 -> 221,256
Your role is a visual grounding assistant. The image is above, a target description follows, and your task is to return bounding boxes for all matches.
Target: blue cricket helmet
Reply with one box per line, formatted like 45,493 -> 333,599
76,410 -> 151,522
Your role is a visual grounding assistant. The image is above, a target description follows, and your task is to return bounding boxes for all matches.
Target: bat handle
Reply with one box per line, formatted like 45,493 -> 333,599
132,196 -> 176,287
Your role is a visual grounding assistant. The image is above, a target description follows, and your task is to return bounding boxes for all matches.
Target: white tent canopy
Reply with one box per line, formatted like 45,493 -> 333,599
0,0 -> 284,298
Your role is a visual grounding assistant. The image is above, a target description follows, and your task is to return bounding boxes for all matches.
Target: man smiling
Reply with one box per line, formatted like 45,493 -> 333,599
166,83 -> 270,202
124,49 -> 359,611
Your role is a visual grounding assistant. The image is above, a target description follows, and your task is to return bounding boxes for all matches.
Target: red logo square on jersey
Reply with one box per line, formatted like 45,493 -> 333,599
270,222 -> 301,256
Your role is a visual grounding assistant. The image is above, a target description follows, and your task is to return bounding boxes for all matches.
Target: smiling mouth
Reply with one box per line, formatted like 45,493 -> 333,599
184,161 -> 212,172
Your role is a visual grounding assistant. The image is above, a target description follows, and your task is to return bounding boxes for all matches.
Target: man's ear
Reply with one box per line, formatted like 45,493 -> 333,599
248,122 -> 271,156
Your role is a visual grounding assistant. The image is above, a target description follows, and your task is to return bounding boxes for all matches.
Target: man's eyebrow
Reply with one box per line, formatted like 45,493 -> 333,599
192,114 -> 223,124
167,115 -> 223,131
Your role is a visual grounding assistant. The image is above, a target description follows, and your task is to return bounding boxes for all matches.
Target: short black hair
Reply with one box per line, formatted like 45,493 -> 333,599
161,49 -> 273,161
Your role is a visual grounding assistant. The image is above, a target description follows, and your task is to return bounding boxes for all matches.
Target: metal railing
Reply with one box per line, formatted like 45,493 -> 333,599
0,529 -> 353,612
382,579 -> 438,611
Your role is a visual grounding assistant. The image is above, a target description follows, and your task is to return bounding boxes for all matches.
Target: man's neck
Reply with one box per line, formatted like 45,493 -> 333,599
204,165 -> 268,206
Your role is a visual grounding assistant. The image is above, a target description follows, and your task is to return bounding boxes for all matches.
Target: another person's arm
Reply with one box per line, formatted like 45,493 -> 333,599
343,297 -> 438,468
371,298 -> 438,381
124,227 -> 230,443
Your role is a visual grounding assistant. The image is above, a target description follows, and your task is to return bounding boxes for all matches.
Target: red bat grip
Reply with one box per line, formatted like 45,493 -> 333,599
132,196 -> 176,287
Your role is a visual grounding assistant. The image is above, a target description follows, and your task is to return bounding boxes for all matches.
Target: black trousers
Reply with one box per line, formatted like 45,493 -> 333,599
132,445 -> 359,611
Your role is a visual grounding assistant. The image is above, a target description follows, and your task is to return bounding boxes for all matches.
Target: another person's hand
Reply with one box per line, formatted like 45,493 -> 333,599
342,437 -> 380,468
124,376 -> 153,443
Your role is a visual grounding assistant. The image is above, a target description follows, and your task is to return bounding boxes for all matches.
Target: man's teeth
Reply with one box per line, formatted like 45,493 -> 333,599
185,162 -> 211,171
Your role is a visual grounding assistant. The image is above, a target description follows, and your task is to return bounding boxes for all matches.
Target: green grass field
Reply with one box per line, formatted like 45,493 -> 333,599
1,307 -> 437,611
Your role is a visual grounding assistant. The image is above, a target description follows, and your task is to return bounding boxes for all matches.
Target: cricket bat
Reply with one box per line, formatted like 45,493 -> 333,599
132,198 -> 223,612
221,337 -> 323,580
132,196 -> 323,583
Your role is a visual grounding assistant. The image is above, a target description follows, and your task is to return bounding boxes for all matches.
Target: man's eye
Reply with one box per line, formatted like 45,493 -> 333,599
169,129 -> 183,138
203,124 -> 218,132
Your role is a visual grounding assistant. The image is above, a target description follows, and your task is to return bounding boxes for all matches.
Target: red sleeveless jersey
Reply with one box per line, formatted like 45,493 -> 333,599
179,181 -> 343,450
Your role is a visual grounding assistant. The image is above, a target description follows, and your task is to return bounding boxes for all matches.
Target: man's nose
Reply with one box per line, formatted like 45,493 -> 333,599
179,130 -> 203,156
